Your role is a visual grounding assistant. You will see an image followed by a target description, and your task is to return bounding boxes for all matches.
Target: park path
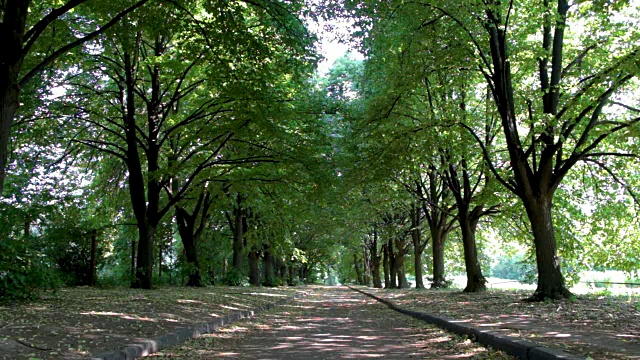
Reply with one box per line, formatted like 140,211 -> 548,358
149,286 -> 512,359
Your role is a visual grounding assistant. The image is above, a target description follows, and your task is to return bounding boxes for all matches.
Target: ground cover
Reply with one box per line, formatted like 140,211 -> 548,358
0,286 -> 300,359
362,287 -> 640,360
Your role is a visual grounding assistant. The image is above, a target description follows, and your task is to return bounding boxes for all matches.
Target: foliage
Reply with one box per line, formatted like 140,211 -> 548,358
0,231 -> 61,302
490,254 -> 537,284
221,268 -> 249,287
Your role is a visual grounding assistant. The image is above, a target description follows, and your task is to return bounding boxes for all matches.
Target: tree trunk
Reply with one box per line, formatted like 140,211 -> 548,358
89,230 -> 98,286
262,249 -> 276,286
382,244 -> 390,288
0,2 -> 29,197
371,237 -> 383,288
248,250 -> 261,286
362,244 -> 371,286
176,210 -> 202,287
396,252 -> 408,289
134,224 -> 155,289
387,239 -> 397,288
413,243 -> 424,289
524,196 -> 570,300
431,227 -> 447,288
353,253 -> 364,285
130,240 -> 136,282
123,50 -> 156,290
459,213 -> 486,292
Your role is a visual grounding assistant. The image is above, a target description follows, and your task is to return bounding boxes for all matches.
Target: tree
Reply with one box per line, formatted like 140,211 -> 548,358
66,0 -> 316,289
345,0 -> 640,300
0,0 -> 150,196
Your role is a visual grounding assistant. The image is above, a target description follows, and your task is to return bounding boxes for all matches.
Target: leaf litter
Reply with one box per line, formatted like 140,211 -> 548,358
0,286 -> 298,360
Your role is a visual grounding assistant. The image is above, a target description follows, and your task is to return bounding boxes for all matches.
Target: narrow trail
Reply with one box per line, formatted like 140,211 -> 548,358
150,286 -> 512,359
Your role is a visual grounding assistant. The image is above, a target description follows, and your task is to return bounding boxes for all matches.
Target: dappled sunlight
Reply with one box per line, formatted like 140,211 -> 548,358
176,299 -> 206,305
195,289 -> 501,359
241,292 -> 289,297
80,311 -> 158,322
545,332 -> 572,338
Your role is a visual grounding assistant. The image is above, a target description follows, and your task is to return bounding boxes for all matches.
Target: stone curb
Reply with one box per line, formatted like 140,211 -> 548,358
349,286 -> 584,360
91,290 -> 309,360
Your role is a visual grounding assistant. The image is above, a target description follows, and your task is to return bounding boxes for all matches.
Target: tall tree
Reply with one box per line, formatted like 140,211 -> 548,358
0,0 -> 150,195
346,0 -> 640,300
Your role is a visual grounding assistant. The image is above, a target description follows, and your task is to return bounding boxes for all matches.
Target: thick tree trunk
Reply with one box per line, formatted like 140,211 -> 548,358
0,1 -> 29,197
248,250 -> 261,286
395,252 -> 408,288
262,249 -> 276,286
483,4 -> 570,300
176,211 -> 202,286
89,230 -> 98,286
382,244 -> 390,288
0,86 -> 20,197
0,85 -> 18,195
524,196 -> 570,300
369,228 -> 382,288
130,240 -> 136,282
134,224 -> 155,289
362,245 -> 371,285
413,244 -> 424,289
431,227 -> 447,288
459,213 -> 486,292
183,239 -> 202,287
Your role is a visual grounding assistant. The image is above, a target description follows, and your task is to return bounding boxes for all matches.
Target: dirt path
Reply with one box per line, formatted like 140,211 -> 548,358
149,286 -> 513,359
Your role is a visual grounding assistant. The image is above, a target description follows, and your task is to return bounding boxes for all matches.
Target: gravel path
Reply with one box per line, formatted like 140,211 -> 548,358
150,286 -> 513,359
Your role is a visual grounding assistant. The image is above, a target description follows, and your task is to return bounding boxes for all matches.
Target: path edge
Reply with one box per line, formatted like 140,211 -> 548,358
349,286 -> 584,360
91,289 -> 309,360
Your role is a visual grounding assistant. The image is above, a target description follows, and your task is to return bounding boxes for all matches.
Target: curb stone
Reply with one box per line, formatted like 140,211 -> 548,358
92,290 -> 309,360
349,286 -> 584,360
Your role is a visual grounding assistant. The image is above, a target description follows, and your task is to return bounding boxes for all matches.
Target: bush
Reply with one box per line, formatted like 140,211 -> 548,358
262,275 -> 281,287
0,240 -> 61,302
491,253 -> 537,284
221,268 -> 248,286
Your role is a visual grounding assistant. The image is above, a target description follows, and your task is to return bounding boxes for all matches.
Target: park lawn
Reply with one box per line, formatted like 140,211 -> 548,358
363,286 -> 640,360
0,285 -> 302,360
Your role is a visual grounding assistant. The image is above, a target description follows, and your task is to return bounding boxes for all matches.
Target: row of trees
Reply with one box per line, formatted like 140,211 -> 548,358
1,0 -> 639,302
328,0 -> 640,300
1,0 -> 345,299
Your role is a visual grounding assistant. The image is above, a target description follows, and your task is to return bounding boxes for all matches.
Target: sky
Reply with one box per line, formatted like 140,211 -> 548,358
309,18 -> 364,75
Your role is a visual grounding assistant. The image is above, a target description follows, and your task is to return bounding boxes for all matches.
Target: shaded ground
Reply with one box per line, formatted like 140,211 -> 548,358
149,286 -> 514,359
0,286 -> 299,359
362,287 -> 640,360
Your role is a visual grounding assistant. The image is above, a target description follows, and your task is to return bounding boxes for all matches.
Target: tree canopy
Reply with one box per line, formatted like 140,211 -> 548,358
1,0 -> 639,301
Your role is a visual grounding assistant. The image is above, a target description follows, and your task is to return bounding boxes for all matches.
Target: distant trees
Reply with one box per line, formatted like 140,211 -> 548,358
1,0 -> 639,302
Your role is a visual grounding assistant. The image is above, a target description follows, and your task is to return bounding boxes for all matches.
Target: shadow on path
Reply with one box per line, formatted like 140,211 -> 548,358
152,286 -> 511,359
